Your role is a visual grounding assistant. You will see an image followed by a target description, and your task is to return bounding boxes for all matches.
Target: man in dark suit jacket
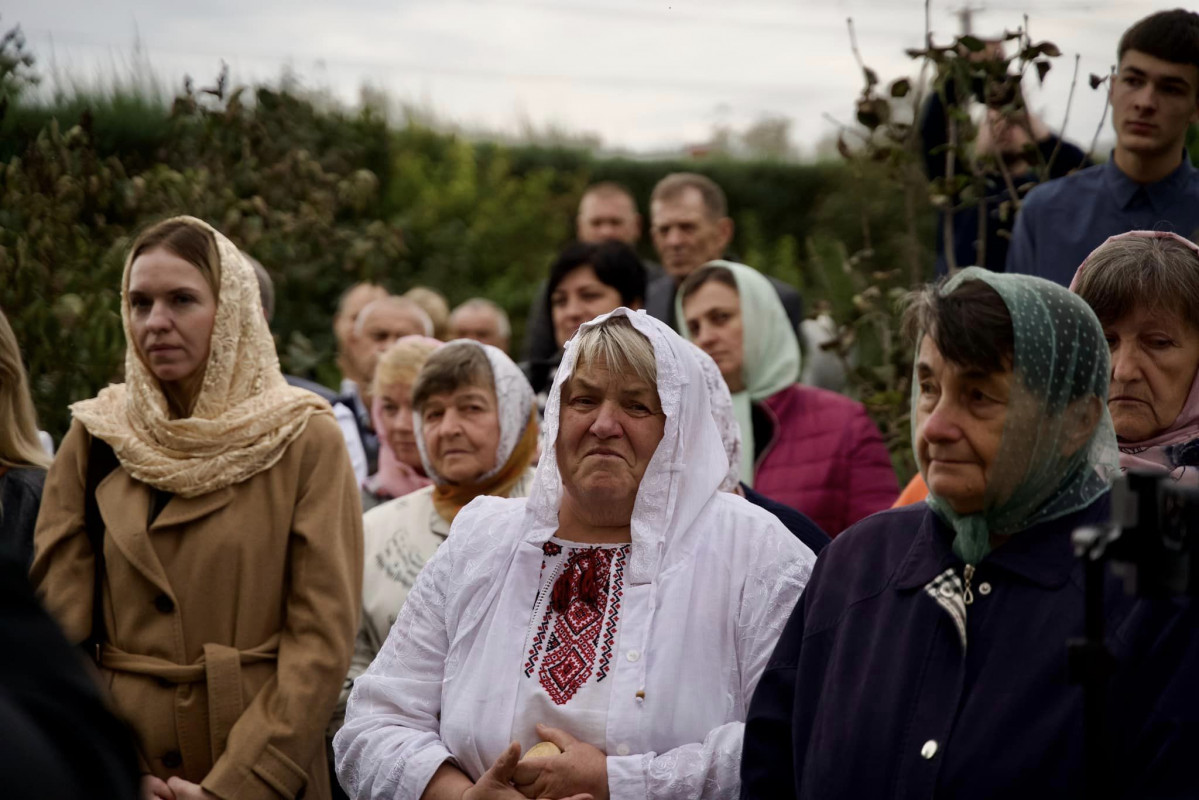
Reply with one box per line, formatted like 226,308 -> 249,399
646,172 -> 802,331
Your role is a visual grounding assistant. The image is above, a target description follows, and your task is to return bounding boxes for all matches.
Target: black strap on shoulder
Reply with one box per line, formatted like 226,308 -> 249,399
83,437 -> 118,660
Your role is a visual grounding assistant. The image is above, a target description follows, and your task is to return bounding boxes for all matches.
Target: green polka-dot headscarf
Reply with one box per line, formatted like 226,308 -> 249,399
913,267 -> 1119,563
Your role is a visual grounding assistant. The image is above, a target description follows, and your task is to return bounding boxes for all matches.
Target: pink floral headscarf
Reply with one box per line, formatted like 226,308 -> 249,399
1070,230 -> 1199,484
366,336 -> 443,500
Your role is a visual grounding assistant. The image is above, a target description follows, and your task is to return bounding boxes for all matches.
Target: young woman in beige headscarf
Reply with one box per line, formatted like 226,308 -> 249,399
31,216 -> 363,800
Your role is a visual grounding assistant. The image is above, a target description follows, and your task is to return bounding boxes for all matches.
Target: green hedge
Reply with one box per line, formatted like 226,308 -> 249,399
1,79 -> 930,483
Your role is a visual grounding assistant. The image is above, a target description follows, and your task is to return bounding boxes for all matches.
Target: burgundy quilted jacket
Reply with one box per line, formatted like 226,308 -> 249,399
753,385 -> 898,536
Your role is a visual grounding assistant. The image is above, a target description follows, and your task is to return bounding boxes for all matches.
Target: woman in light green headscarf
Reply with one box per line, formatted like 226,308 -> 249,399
678,261 -> 898,535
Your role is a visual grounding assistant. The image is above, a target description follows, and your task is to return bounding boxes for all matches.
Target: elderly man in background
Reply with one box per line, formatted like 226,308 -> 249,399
646,173 -> 850,389
645,172 -> 801,331
521,182 -> 661,366
449,298 -> 512,351
334,283 -> 389,388
340,295 -> 434,478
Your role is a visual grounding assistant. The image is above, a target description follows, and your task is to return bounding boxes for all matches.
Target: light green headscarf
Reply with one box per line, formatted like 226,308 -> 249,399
676,261 -> 801,486
915,268 -> 1119,564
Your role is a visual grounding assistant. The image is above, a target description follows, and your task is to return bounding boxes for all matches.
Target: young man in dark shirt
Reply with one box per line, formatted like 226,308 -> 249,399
1006,9 -> 1199,284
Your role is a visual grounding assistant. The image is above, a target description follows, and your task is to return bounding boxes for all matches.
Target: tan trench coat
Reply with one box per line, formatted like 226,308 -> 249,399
31,414 -> 363,800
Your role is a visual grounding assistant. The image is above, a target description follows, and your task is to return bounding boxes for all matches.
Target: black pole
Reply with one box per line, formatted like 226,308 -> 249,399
1081,552 -> 1108,799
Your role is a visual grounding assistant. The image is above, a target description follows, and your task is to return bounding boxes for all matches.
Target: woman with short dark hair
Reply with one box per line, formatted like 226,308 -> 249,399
742,268 -> 1199,798
524,241 -> 647,398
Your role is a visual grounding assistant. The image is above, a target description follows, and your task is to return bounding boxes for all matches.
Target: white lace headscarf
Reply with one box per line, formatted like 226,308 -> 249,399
413,340 -> 536,485
71,216 -> 331,498
525,307 -> 729,585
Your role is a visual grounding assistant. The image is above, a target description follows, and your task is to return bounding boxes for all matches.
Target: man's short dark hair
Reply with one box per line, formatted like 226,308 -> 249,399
581,181 -> 637,208
650,173 -> 728,219
1118,9 -> 1199,78
545,241 -> 647,316
903,278 -> 1014,375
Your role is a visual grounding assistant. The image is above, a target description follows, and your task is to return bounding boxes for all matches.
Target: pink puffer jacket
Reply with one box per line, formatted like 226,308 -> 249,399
753,385 -> 898,536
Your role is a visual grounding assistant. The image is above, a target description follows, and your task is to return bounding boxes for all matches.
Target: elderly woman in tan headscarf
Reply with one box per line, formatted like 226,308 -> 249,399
31,216 -> 363,800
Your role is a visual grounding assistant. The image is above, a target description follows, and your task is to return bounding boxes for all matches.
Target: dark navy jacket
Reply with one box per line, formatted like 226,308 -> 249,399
742,484 -> 829,555
742,497 -> 1199,799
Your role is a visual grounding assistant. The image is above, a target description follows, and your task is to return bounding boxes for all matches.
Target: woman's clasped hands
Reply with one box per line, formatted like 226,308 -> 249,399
467,724 -> 607,800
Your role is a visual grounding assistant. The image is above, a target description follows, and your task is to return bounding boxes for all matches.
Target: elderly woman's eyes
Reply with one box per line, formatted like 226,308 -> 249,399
568,395 -> 597,409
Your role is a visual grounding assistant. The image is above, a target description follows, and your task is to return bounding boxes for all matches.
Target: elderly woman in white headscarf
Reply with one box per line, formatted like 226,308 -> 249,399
32,216 -> 363,800
342,339 -> 540,725
335,308 -> 814,800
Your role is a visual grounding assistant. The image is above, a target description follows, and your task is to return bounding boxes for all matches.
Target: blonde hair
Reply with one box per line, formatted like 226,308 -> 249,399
372,337 -> 442,397
571,314 -> 657,386
0,309 -> 51,469
403,286 -> 451,340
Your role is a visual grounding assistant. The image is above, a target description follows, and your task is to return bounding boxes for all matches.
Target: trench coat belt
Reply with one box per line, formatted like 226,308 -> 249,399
99,634 -> 281,765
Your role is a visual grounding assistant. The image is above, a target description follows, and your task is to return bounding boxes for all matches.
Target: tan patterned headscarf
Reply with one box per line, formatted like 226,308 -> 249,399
72,216 -> 331,498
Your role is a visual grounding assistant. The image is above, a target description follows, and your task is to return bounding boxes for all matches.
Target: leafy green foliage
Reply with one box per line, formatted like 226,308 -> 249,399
2,34 -> 927,480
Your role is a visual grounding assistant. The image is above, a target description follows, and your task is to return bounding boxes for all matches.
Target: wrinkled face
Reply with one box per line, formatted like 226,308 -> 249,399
420,383 -> 502,484
351,306 -> 429,384
682,280 -> 746,393
577,192 -> 641,245
915,335 -> 1012,515
450,307 -> 508,350
377,381 -> 422,469
1105,305 -> 1199,442
550,266 -> 625,348
556,356 -> 666,524
1111,50 -> 1199,159
650,188 -> 733,281
127,247 -> 218,389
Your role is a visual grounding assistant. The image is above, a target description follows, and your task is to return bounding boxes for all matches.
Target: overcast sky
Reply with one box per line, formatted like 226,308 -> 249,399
5,0 -> 1179,155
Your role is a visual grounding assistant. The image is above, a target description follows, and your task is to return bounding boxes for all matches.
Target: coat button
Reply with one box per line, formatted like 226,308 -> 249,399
920,740 -> 938,759
154,593 -> 175,614
162,750 -> 182,768
978,582 -> 992,596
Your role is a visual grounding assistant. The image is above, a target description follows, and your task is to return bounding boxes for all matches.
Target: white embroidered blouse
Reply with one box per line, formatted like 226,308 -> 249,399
335,308 -> 815,800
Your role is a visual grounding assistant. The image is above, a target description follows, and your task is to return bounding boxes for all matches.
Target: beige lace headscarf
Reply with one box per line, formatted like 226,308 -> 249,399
72,216 -> 331,498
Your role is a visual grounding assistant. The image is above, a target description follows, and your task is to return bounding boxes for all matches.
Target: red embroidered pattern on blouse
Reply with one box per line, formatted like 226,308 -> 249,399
525,544 -> 629,705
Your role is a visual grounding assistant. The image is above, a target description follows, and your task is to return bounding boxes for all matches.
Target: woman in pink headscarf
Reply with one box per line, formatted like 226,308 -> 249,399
1071,230 -> 1199,484
361,336 -> 443,511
